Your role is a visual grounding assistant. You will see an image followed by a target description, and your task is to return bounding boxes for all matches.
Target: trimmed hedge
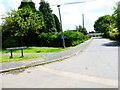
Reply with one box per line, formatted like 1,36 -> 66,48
39,31 -> 91,47
2,31 -> 91,48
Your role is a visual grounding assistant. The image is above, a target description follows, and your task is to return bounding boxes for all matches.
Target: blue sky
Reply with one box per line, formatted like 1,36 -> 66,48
0,0 -> 119,32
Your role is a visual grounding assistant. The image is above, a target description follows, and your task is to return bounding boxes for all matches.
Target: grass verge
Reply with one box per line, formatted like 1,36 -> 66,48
1,47 -> 70,53
1,55 -> 44,63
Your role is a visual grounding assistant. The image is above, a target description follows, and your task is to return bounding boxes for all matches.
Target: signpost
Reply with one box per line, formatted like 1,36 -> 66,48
6,46 -> 27,58
60,34 -> 65,39
57,5 -> 66,48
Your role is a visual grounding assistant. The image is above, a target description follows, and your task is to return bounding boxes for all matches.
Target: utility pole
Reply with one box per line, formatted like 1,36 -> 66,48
82,14 -> 84,32
57,5 -> 66,48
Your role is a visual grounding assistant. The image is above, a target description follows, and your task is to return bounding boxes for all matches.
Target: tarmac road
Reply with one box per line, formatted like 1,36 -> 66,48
0,38 -> 118,88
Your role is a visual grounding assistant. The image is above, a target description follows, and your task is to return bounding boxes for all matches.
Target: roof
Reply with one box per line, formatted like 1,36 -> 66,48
87,33 -> 102,36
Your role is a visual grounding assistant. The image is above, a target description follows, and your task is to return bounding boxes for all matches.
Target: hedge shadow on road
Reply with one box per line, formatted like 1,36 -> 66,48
102,41 -> 120,47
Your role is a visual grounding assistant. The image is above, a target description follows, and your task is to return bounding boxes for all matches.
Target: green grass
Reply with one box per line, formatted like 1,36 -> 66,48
1,55 -> 44,63
1,47 -> 70,53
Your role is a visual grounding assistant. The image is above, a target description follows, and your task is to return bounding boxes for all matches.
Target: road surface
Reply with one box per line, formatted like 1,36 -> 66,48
0,38 -> 118,88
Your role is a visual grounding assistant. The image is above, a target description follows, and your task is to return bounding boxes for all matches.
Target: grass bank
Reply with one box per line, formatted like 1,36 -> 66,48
1,55 -> 44,63
1,47 -> 70,53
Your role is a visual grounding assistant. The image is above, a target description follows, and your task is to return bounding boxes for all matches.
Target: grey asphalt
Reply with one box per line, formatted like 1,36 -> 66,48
0,38 -> 92,72
0,38 -> 119,88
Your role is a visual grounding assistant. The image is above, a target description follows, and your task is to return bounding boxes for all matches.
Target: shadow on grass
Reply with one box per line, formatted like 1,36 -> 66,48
102,41 -> 120,47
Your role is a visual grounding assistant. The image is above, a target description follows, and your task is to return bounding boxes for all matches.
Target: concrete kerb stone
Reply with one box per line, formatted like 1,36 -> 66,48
0,38 -> 93,73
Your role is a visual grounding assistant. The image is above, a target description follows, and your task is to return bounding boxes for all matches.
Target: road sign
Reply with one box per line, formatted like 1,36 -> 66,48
60,34 -> 65,39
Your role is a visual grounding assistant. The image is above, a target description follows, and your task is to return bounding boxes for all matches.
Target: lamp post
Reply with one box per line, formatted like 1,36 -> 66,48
82,14 -> 84,32
57,5 -> 66,48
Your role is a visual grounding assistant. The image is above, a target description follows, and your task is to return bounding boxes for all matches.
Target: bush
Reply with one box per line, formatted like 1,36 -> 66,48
84,35 -> 91,40
2,37 -> 20,48
38,31 -> 90,47
109,32 -> 119,40
39,32 -> 62,47
109,29 -> 119,40
2,31 -> 91,48
63,31 -> 84,46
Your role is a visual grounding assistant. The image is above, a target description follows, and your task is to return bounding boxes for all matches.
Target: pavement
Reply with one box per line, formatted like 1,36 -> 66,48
0,38 -> 93,73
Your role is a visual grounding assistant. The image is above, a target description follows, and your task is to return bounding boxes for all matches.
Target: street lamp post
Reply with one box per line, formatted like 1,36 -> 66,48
82,14 -> 84,32
57,5 -> 66,48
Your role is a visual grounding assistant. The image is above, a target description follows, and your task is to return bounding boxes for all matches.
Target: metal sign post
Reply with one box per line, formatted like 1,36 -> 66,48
6,46 -> 27,58
57,5 -> 66,48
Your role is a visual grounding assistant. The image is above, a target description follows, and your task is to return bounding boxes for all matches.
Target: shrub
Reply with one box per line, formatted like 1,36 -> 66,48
109,32 -> 119,40
109,29 -> 119,40
84,35 -> 91,40
38,31 -> 90,47
39,32 -> 62,47
63,31 -> 84,46
2,37 -> 20,48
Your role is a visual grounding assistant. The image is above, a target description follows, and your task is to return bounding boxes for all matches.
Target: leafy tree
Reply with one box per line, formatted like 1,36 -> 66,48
2,8 -> 44,37
53,14 -> 62,32
76,25 -> 88,35
18,0 -> 36,11
18,0 -> 29,9
18,0 -> 46,33
76,25 -> 82,32
113,2 -> 120,32
94,15 -> 113,37
83,27 -> 88,35
39,1 -> 57,32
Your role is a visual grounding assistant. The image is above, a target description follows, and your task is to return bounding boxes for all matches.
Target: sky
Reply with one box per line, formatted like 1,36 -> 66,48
0,0 -> 119,32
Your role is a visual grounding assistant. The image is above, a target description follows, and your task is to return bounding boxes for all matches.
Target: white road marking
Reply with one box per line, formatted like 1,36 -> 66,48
40,66 -> 118,87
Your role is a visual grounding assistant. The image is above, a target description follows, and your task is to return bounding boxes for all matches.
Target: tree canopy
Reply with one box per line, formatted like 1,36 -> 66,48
53,14 -> 62,32
39,1 -> 57,32
94,2 -> 120,40
112,2 -> 120,33
18,0 -> 36,11
2,8 -> 44,37
76,25 -> 88,35
93,15 -> 114,37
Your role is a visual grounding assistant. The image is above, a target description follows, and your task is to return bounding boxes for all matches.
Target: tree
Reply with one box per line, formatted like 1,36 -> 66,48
112,1 -> 120,39
53,14 -> 62,32
76,25 -> 82,32
76,25 -> 88,35
18,0 -> 36,11
94,15 -> 113,37
83,27 -> 88,35
18,0 -> 46,33
2,8 -> 44,37
39,1 -> 57,32
18,0 -> 29,9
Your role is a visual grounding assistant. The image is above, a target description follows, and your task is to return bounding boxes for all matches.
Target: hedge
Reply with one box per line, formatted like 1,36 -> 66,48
2,31 -> 91,48
39,31 -> 91,47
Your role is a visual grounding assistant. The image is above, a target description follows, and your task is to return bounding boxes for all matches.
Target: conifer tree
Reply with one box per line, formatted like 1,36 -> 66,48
39,1 -> 57,32
53,14 -> 62,32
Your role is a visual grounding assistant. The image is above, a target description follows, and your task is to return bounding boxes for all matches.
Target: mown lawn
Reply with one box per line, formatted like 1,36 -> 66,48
1,55 -> 44,63
1,46 -> 70,53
